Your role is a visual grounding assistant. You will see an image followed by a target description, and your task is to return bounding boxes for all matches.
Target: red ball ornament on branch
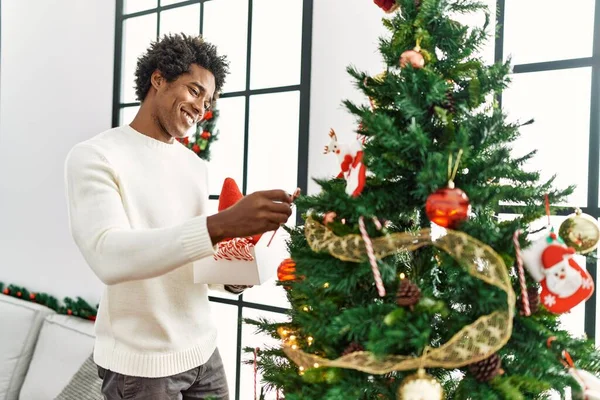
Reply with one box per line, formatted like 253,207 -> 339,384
192,144 -> 201,153
202,110 -> 213,121
373,0 -> 399,13
2,288 -> 9,295
30,293 -> 36,300
400,47 -> 425,69
277,258 -> 297,289
426,181 -> 470,228
201,131 -> 211,140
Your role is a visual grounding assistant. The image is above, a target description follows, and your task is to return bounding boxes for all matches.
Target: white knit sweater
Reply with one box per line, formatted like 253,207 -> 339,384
65,125 -> 219,378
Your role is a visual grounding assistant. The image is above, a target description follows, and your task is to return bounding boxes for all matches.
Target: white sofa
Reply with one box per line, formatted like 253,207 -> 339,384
0,294 -> 97,400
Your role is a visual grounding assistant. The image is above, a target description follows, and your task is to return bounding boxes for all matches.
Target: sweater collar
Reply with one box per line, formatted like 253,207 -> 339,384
122,124 -> 179,150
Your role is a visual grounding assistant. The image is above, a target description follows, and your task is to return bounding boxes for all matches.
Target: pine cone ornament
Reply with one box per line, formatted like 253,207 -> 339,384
445,91 -> 455,114
468,354 -> 502,382
396,279 -> 421,308
342,342 -> 364,356
519,286 -> 541,314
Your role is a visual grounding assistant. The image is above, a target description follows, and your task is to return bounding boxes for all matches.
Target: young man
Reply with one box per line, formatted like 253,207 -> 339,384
65,34 -> 292,399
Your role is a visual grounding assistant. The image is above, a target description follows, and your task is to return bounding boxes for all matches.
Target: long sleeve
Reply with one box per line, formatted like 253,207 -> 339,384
65,144 -> 215,285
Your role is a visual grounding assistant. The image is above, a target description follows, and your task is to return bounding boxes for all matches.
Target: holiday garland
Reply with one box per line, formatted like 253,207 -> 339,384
0,281 -> 98,322
176,105 -> 220,161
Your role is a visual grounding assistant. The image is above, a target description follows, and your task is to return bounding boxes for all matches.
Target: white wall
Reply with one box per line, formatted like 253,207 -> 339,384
0,0 -> 115,303
308,0 -> 388,194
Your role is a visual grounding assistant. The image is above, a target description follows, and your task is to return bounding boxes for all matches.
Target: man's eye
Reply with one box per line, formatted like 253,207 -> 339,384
190,87 -> 199,96
204,102 -> 211,110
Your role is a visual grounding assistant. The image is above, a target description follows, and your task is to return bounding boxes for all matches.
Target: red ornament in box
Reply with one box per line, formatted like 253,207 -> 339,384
425,182 -> 471,228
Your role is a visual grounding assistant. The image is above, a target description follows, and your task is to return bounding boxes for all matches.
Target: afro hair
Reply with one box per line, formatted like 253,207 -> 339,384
134,34 -> 229,102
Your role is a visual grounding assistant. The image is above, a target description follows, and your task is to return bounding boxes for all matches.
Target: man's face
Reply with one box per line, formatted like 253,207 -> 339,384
152,64 -> 216,140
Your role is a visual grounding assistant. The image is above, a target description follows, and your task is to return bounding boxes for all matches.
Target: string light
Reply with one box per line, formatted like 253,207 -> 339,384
399,272 -> 406,280
307,336 -> 314,345
313,363 -> 320,368
302,306 -> 310,312
323,282 -> 330,288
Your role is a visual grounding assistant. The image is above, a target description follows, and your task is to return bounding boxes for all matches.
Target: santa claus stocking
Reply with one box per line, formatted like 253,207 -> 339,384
521,231 -> 594,314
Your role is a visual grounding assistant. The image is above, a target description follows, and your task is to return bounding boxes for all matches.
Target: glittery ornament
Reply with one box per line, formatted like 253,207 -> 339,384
559,208 -> 600,254
397,369 -> 444,400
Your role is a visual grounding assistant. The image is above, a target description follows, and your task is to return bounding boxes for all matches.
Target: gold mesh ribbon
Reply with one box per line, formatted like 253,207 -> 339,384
282,217 -> 515,374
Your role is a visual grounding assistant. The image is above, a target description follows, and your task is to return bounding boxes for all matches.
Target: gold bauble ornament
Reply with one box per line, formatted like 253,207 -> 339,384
397,369 -> 444,400
559,208 -> 600,254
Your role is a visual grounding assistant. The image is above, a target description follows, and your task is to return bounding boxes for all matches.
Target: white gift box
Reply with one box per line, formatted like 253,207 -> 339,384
193,228 -> 290,285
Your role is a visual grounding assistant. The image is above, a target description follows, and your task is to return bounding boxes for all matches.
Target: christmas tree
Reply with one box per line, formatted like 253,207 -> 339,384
177,103 -> 219,161
248,0 -> 600,398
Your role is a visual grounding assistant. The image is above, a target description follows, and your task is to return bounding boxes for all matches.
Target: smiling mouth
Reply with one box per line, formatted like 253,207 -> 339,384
182,110 -> 196,127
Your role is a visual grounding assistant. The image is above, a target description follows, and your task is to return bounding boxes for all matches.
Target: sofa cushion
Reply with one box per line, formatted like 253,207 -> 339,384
55,354 -> 102,400
18,314 -> 95,400
0,295 -> 55,400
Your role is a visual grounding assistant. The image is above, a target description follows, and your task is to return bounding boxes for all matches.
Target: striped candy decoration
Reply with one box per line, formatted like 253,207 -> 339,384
214,237 -> 255,261
358,216 -> 386,297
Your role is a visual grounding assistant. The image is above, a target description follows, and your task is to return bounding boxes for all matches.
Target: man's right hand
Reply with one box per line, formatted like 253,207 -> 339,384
206,190 -> 293,245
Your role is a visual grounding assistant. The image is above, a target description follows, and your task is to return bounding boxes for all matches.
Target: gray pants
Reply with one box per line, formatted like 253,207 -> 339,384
97,349 -> 229,400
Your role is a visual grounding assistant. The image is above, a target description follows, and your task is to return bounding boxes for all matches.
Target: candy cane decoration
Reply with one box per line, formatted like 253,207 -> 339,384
267,188 -> 302,247
513,229 -> 531,316
359,216 -> 386,297
254,347 -> 259,400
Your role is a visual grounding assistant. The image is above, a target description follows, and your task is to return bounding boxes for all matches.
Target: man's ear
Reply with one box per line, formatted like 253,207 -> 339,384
150,70 -> 165,91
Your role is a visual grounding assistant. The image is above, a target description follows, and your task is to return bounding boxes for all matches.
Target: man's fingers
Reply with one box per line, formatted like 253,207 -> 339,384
260,189 -> 292,204
266,202 -> 293,216
264,211 -> 292,226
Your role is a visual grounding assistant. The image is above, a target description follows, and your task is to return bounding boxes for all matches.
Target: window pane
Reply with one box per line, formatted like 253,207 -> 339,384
122,14 -> 157,103
502,68 -> 592,207
250,0 -> 302,89
161,0 -> 188,6
504,0 -> 595,65
119,105 -> 140,125
210,302 -> 239,397
124,0 -> 157,14
243,279 -> 290,309
159,4 -> 200,37
246,91 -> 300,193
203,0 -> 248,93
450,0 -> 496,65
207,97 -> 246,196
241,309 -> 288,400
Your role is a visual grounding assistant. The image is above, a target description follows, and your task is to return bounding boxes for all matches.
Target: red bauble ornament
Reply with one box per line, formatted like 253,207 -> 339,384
400,49 -> 425,69
16,291 -> 22,297
67,309 -> 73,315
277,258 -> 297,285
2,288 -> 9,295
192,144 -> 201,153
29,293 -> 36,300
425,182 -> 471,228
201,131 -> 211,140
203,110 -> 213,121
374,0 -> 399,13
